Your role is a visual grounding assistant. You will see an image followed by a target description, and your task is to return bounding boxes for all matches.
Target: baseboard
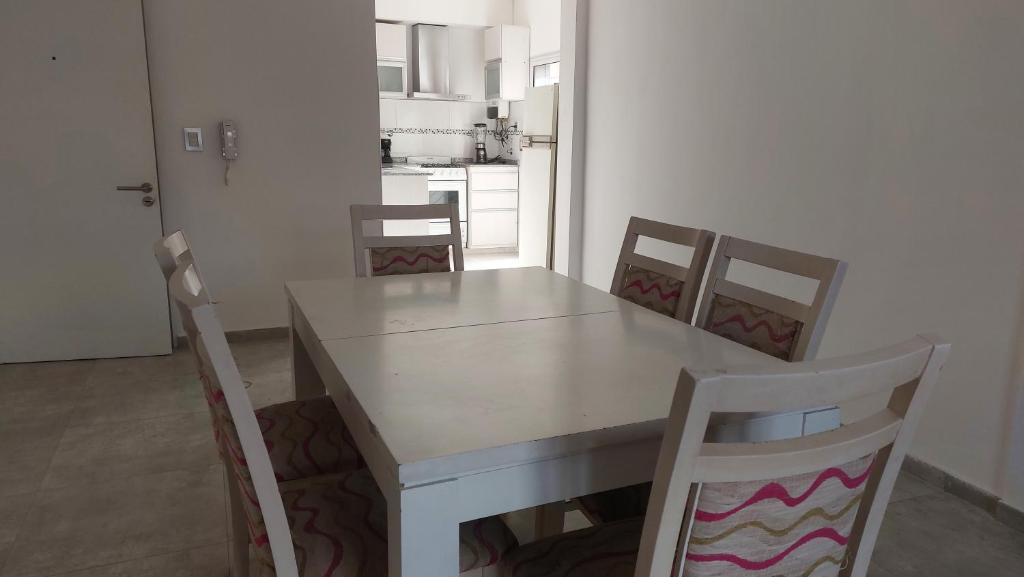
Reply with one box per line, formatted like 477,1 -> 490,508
903,455 -> 1022,533
175,326 -> 289,349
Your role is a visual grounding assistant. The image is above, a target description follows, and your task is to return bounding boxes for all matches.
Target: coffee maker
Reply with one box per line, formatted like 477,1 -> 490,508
473,123 -> 488,163
380,138 -> 393,164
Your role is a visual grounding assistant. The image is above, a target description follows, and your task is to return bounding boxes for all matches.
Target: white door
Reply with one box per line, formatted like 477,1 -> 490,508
0,0 -> 171,363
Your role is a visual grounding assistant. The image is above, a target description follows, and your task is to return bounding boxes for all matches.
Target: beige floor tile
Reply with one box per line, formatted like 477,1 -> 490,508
32,544 -> 228,577
42,412 -> 220,490
0,361 -> 93,426
71,363 -> 207,427
0,417 -> 68,498
889,471 -> 939,503
0,495 -> 32,552
872,492 -> 1024,577
231,340 -> 295,409
1,466 -> 226,577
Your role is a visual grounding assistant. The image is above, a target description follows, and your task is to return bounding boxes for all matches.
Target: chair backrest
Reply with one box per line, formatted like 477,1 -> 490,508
350,203 -> 465,278
153,229 -> 194,282
634,335 -> 950,577
610,217 -> 715,322
694,236 -> 846,361
164,255 -> 300,577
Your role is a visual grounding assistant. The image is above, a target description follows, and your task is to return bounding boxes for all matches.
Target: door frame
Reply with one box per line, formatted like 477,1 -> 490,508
553,0 -> 587,279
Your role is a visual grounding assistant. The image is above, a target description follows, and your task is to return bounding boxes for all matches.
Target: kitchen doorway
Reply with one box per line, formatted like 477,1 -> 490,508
373,0 -> 581,275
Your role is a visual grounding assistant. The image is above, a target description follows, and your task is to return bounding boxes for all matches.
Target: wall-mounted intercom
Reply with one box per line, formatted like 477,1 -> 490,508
219,120 -> 239,185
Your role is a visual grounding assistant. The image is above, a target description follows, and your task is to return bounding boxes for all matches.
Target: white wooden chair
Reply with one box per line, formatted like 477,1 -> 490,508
695,236 -> 847,362
155,231 -> 361,575
350,204 -> 465,277
609,217 -> 715,323
164,249 -> 518,577
499,335 -> 950,577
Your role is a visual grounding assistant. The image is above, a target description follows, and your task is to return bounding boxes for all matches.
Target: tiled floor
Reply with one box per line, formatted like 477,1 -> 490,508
1,338 -> 1022,576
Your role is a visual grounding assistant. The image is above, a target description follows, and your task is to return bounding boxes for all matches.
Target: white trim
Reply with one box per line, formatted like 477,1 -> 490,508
553,0 -> 587,280
531,51 -> 561,67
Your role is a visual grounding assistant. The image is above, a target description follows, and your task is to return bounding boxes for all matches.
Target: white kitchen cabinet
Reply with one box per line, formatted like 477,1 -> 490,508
470,210 -> 517,248
484,25 -> 530,102
376,23 -> 408,98
376,23 -> 407,60
469,165 -> 519,249
381,173 -> 429,236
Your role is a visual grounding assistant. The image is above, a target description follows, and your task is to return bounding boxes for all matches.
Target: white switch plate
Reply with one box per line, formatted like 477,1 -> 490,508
184,127 -> 203,151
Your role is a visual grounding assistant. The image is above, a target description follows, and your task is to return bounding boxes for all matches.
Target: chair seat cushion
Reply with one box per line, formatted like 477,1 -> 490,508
578,482 -> 652,524
283,469 -> 520,576
256,396 -> 362,482
499,518 -> 642,577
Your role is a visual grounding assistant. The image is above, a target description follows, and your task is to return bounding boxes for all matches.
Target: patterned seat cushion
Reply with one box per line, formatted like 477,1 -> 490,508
704,294 -> 804,360
503,455 -> 874,577
499,518 -> 642,577
577,482 -> 652,524
370,246 -> 451,276
278,469 -> 519,576
618,266 -> 683,317
255,396 -> 362,483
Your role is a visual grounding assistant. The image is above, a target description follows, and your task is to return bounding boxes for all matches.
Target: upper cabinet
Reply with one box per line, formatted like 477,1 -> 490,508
376,22 -> 407,60
376,23 -> 408,98
484,25 -> 530,102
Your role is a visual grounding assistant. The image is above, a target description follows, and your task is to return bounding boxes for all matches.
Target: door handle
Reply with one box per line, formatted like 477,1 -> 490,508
117,182 -> 153,193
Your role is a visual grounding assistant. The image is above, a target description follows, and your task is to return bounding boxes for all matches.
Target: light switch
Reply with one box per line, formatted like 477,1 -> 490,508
184,128 -> 203,151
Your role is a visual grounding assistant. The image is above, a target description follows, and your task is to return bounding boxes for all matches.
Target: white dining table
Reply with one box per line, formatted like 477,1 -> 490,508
285,267 -> 839,577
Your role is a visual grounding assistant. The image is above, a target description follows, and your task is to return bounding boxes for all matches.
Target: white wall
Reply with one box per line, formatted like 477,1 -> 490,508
581,0 -> 1024,509
515,0 -> 561,57
376,0 -> 514,27
145,0 -> 381,332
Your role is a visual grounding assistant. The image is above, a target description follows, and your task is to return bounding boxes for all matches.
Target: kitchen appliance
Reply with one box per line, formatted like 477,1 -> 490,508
473,123 -> 488,163
518,85 -> 559,268
406,156 -> 468,247
409,25 -> 467,101
380,138 -> 393,164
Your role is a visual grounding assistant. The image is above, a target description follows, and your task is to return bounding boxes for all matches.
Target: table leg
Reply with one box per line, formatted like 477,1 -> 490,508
534,502 -> 565,538
290,304 -> 325,400
388,480 -> 460,577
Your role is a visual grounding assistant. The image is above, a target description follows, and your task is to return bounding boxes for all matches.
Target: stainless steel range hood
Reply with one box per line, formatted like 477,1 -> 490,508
410,24 -> 467,101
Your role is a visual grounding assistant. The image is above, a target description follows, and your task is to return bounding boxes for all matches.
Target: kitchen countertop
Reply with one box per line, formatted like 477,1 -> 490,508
381,165 -> 430,176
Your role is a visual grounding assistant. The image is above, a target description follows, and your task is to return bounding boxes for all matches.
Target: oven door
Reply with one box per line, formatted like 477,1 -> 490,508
427,179 -> 468,246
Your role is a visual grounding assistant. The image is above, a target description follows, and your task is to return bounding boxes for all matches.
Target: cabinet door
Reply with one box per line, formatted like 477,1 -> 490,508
484,26 -> 501,62
500,25 -> 530,101
376,23 -> 407,60
470,210 -> 518,248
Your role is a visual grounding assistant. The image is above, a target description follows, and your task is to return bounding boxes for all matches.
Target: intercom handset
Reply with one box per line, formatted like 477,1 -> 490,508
219,120 -> 239,185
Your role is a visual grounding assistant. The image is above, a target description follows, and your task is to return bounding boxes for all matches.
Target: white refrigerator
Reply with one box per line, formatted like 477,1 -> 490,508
518,85 -> 558,268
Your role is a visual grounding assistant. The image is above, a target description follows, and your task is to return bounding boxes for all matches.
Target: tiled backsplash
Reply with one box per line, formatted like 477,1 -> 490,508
379,99 -> 522,160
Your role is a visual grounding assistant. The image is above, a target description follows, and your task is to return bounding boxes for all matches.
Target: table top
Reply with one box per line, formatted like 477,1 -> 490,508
318,299 -> 776,484
286,267 -> 623,341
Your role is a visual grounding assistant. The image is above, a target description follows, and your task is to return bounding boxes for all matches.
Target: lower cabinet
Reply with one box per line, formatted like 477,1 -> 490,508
469,210 -> 517,248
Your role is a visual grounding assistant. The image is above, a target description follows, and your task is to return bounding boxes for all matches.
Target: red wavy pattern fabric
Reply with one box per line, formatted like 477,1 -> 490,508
705,294 -> 803,360
499,455 -> 875,577
256,397 -> 362,483
683,454 -> 874,577
617,266 -> 683,317
370,245 -> 451,276
281,469 -> 519,576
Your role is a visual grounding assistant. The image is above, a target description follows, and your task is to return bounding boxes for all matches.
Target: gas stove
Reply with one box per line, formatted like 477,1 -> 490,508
406,156 -> 467,181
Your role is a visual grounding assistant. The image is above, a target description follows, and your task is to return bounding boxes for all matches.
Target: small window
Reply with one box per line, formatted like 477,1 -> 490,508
532,61 -> 560,87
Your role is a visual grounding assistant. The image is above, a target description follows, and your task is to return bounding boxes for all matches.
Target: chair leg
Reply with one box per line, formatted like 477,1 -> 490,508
226,469 -> 251,577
